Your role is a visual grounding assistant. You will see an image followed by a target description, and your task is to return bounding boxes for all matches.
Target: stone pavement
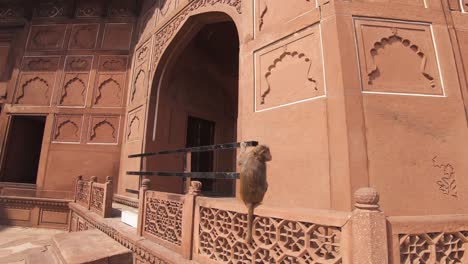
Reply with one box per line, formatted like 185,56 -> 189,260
0,225 -> 64,264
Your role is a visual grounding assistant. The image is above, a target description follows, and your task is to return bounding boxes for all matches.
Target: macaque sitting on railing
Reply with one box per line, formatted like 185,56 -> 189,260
237,142 -> 272,243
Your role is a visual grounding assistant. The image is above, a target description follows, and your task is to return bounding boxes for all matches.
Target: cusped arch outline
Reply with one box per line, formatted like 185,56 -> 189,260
261,49 -> 318,105
16,76 -> 50,104
60,76 -> 86,104
367,29 -> 436,88
131,69 -> 146,103
127,115 -> 141,140
54,119 -> 80,140
94,77 -> 122,105
90,119 -> 116,140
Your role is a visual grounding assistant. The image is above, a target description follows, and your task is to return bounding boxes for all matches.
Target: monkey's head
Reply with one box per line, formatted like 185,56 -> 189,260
253,145 -> 272,162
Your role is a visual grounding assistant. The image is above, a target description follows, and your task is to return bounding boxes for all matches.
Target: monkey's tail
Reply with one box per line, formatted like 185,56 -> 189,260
246,204 -> 254,244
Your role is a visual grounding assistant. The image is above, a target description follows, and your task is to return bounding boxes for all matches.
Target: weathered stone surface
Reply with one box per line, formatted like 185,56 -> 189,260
53,229 -> 132,264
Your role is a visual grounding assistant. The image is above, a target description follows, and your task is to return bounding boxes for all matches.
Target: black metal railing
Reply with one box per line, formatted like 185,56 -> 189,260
126,141 -> 258,194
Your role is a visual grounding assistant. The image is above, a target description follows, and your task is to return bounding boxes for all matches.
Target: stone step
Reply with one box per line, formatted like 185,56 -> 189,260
25,244 -> 63,264
52,229 -> 132,264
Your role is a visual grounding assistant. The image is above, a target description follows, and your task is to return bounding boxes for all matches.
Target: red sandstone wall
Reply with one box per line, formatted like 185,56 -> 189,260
0,1 -> 137,192
116,0 -> 468,216
2,0 -> 468,216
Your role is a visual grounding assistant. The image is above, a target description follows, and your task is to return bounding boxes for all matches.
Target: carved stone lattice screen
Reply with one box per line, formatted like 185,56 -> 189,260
143,193 -> 184,246
90,177 -> 113,218
389,216 -> 468,263
139,190 -> 196,258
90,185 -> 105,211
74,176 -> 113,218
399,232 -> 468,263
75,180 -> 90,207
195,206 -> 343,264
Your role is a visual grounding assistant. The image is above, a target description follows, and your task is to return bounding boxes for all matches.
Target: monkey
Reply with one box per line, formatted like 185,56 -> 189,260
237,142 -> 272,243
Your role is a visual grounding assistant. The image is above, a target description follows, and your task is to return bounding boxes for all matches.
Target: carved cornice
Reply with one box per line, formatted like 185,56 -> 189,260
113,194 -> 139,208
0,196 -> 70,207
0,0 -> 139,20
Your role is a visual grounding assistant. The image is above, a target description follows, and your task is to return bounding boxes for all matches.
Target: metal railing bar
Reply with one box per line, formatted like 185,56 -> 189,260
126,171 -> 240,179
128,141 -> 258,158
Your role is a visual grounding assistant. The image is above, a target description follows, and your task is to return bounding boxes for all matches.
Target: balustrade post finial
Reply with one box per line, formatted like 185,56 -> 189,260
189,181 -> 202,195
90,176 -> 97,182
106,176 -> 113,184
354,187 -> 380,211
141,179 -> 151,190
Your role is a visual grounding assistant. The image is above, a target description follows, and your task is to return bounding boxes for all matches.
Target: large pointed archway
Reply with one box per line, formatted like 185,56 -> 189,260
145,12 -> 240,196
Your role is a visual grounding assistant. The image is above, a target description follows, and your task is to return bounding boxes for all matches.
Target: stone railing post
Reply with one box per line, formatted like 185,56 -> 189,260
352,187 -> 389,264
182,180 -> 202,259
88,176 -> 97,210
103,176 -> 113,218
74,175 -> 83,202
137,179 -> 150,236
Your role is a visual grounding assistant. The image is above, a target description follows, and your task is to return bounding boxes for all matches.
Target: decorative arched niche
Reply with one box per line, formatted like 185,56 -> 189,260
355,19 -> 443,95
142,10 -> 241,196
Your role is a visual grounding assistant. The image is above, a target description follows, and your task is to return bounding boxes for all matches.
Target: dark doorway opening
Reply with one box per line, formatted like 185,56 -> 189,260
186,116 -> 216,193
1,115 -> 46,184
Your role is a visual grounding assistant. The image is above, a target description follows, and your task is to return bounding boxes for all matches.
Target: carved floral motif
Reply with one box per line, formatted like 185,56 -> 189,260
75,0 -> 103,17
22,57 -> 59,71
34,1 -> 67,17
70,24 -> 99,49
198,207 -> 342,263
90,186 -> 104,210
432,156 -> 458,198
66,56 -> 93,72
0,4 -> 24,19
76,181 -> 90,206
137,45 -> 149,64
99,56 -> 128,72
29,25 -> 66,50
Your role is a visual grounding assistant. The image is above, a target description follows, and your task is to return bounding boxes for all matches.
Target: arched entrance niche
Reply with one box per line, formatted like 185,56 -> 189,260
145,12 -> 240,196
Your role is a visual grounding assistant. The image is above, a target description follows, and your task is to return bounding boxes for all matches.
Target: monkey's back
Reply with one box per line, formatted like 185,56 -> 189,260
239,157 -> 267,205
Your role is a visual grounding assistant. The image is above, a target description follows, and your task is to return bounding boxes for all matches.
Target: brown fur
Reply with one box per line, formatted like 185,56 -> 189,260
237,143 -> 272,243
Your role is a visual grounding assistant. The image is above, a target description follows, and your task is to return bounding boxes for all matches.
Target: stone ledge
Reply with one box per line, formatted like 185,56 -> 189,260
54,229 -> 133,264
69,203 -> 197,264
113,194 -> 139,208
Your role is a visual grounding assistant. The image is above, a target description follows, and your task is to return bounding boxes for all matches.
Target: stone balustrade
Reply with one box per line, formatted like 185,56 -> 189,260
74,176 -> 113,218
137,179 -> 201,259
71,183 -> 468,263
388,214 -> 468,263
